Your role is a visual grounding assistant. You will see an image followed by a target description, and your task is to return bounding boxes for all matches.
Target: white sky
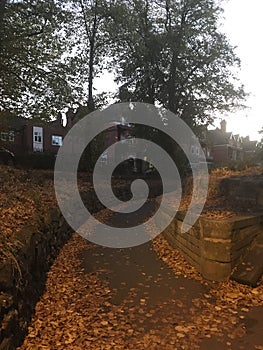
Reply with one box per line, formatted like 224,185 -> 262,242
217,0 -> 263,140
94,0 -> 263,141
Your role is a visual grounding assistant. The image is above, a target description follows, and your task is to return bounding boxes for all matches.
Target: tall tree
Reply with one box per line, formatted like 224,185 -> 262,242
0,0 -> 77,119
0,0 -> 114,118
108,0 -> 162,104
109,0 -> 246,127
0,0 -> 247,126
67,0 -> 112,112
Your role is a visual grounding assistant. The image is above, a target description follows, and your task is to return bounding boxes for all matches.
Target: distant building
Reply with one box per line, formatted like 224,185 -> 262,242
0,112 -> 67,157
0,109 -> 136,169
203,120 -> 257,166
1,110 -> 258,169
242,136 -> 258,162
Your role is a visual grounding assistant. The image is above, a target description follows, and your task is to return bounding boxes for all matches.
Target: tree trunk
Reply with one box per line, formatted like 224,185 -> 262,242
88,34 -> 95,111
0,0 -> 6,29
79,0 -> 98,111
0,0 -> 7,49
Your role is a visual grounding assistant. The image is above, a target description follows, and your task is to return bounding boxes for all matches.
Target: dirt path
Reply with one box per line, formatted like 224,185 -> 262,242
18,205 -> 263,350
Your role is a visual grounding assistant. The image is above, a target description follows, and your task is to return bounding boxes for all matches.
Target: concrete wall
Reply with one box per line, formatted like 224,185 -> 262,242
154,196 -> 263,281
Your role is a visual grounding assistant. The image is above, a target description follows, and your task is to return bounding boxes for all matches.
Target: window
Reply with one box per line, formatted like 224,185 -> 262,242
1,132 -> 8,141
33,127 -> 43,152
34,131 -> 42,143
9,131 -> 14,142
52,135 -> 63,146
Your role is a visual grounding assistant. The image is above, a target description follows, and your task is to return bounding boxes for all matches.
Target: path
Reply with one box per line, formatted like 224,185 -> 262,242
18,203 -> 263,350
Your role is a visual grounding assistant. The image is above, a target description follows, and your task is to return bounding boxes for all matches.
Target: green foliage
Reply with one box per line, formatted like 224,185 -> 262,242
79,132 -> 105,172
109,0 -> 247,127
0,0 -> 111,118
255,140 -> 263,164
132,123 -> 191,177
62,0 -> 113,111
0,1 -> 75,119
0,0 -> 247,130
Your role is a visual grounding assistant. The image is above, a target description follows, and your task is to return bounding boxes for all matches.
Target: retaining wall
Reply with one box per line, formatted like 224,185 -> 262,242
0,208 -> 72,350
219,175 -> 263,208
154,196 -> 263,281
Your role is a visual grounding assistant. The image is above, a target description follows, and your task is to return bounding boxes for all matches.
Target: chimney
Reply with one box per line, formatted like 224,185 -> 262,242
220,119 -> 226,133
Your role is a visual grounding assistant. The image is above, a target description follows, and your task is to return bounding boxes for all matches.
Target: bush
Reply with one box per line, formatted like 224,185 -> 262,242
18,152 -> 56,169
226,159 -> 257,172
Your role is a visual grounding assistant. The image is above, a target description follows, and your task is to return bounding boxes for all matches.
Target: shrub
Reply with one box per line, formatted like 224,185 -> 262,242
18,152 -> 56,169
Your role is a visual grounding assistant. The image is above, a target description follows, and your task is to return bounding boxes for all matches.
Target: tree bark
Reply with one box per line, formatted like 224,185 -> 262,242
0,0 -> 7,50
0,0 -> 6,30
79,0 -> 98,111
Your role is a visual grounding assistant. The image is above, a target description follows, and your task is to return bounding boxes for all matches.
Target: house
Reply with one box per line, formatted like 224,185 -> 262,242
0,112 -> 67,157
0,107 -> 137,167
242,136 -> 258,162
2,108 -> 257,170
205,120 -> 245,166
100,118 -> 258,170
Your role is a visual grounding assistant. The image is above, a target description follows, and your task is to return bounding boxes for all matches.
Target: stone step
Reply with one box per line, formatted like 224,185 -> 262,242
231,233 -> 263,287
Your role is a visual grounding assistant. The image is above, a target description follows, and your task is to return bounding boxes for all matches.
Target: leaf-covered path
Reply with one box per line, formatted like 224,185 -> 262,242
18,206 -> 263,350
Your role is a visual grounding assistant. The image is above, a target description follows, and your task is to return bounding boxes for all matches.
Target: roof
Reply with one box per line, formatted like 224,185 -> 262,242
242,140 -> 258,151
207,128 -> 233,145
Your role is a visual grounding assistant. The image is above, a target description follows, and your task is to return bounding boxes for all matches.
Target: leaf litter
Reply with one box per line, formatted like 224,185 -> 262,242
1,165 -> 263,349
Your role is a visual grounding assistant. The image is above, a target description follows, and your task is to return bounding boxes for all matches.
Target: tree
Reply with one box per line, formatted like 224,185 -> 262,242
0,0 -> 7,30
0,0 -> 77,119
108,0 -> 247,128
62,0 -> 114,112
0,0 -> 247,127
108,0 -> 162,104
0,0 -> 112,119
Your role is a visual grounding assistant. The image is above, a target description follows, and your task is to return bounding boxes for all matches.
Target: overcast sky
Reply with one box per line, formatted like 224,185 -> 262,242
95,0 -> 263,141
218,0 -> 263,140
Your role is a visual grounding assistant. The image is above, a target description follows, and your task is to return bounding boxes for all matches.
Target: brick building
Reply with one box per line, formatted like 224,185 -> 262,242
0,112 -> 67,157
1,110 -> 257,169
204,120 -> 257,166
0,109 -> 134,167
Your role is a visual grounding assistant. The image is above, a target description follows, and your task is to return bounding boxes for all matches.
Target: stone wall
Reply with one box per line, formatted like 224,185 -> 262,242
0,208 -> 72,350
154,196 -> 263,281
219,175 -> 263,208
